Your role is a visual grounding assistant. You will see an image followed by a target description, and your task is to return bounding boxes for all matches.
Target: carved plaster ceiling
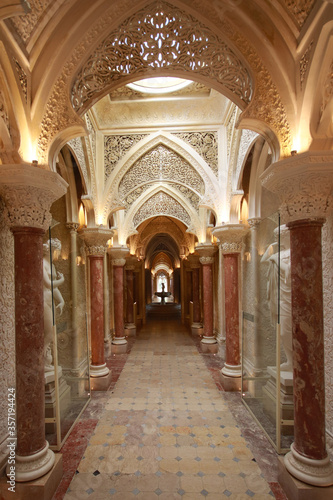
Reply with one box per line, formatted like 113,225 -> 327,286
133,191 -> 191,228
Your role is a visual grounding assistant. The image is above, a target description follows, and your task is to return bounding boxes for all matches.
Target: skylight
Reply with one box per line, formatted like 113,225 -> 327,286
127,77 -> 193,94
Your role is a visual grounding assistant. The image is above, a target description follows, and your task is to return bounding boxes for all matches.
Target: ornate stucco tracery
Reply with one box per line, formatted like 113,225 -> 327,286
71,1 -> 253,113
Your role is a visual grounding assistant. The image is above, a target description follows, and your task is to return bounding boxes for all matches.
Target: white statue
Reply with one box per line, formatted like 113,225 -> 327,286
261,225 -> 293,372
43,238 -> 65,373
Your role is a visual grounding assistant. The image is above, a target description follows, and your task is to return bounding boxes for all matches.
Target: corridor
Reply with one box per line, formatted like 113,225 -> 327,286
58,305 -> 285,499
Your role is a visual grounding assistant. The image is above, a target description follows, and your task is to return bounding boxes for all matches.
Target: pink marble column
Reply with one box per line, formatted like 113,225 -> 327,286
109,246 -> 129,353
89,255 -> 109,375
124,263 -> 136,336
0,163 -> 67,483
222,252 -> 241,376
79,228 -> 113,387
261,152 -> 333,487
188,254 -> 202,335
197,244 -> 218,353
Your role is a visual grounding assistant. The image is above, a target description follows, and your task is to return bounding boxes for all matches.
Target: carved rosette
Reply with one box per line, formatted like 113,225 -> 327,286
0,164 -> 68,230
212,224 -> 246,254
261,152 -> 333,223
78,227 -> 113,256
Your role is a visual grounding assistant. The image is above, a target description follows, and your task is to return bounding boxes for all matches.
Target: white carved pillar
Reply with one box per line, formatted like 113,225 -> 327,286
196,244 -> 218,353
66,222 -> 80,371
79,227 -> 113,389
0,164 -> 67,484
213,224 -> 245,391
261,152 -> 333,490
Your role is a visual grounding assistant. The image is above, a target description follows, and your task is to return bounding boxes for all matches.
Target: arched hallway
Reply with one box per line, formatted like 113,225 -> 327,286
53,305 -> 286,500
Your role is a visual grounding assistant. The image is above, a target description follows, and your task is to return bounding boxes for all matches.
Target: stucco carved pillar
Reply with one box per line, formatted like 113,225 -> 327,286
261,152 -> 333,489
213,224 -> 245,391
79,227 -> 113,389
124,256 -> 137,337
247,218 -> 263,376
196,244 -> 218,353
188,254 -> 202,335
0,164 -> 67,484
109,246 -> 129,353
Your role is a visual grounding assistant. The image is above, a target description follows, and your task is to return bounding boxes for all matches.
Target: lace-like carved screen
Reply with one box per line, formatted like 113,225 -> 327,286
71,1 -> 252,112
133,191 -> 191,227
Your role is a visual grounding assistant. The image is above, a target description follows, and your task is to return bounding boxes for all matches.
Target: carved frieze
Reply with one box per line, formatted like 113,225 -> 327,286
13,58 -> 27,102
300,41 -> 314,90
11,0 -> 54,44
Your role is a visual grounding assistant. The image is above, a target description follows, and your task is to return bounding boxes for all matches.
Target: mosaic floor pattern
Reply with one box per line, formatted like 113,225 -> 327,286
64,311 -> 277,499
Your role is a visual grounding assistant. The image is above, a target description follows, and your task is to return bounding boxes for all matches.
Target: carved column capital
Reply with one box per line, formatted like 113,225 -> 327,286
260,151 -> 333,223
78,227 -> 113,256
212,224 -> 246,254
66,222 -> 80,232
247,218 -> 262,228
0,163 -> 68,230
195,243 -> 217,265
109,245 -> 129,265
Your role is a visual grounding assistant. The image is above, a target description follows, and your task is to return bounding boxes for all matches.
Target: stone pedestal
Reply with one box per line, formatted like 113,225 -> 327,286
262,367 -> 294,435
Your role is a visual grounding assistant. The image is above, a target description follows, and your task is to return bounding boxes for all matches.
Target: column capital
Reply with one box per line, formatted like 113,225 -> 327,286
109,245 -> 129,265
66,222 -> 80,232
247,217 -> 262,228
125,254 -> 139,270
195,243 -> 217,265
0,163 -> 67,230
78,227 -> 113,256
187,253 -> 201,269
212,223 -> 246,253
260,151 -> 333,223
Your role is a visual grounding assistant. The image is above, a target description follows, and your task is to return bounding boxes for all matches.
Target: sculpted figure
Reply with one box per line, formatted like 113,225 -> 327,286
43,238 -> 65,372
261,225 -> 293,372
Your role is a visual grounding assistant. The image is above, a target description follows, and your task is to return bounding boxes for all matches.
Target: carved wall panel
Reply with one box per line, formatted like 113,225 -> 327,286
104,134 -> 148,181
118,145 -> 205,198
13,59 -> 28,102
172,132 -> 218,176
68,136 -> 91,196
10,0 -> 57,44
321,59 -> 333,115
283,0 -> 315,28
234,129 -> 258,188
133,191 -> 191,228
85,114 -> 96,166
71,1 -> 253,112
300,41 -> 314,90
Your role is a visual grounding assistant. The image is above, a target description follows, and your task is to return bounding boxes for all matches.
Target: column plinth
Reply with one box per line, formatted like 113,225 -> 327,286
261,152 -> 333,488
0,163 -> 67,485
196,244 -> 218,353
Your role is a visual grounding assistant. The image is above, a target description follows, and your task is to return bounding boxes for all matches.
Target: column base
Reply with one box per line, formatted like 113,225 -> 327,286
201,337 -> 218,353
124,323 -> 136,336
284,443 -> 333,487
191,323 -> 203,335
90,369 -> 112,391
112,338 -> 128,354
90,363 -> 110,377
221,363 -> 242,378
1,453 -> 62,500
6,441 -> 55,483
220,371 -> 241,392
278,456 -> 333,499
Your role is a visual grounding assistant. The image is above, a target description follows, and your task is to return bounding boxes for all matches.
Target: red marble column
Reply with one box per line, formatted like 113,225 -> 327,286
89,254 -> 109,376
12,227 -> 55,478
222,253 -> 241,376
192,267 -> 201,324
260,152 -> 333,487
124,264 -> 136,336
284,218 -> 332,482
198,248 -> 218,353
109,248 -> 129,353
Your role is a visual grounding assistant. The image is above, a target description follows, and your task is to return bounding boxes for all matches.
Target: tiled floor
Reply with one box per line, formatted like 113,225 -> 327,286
54,305 -> 287,499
